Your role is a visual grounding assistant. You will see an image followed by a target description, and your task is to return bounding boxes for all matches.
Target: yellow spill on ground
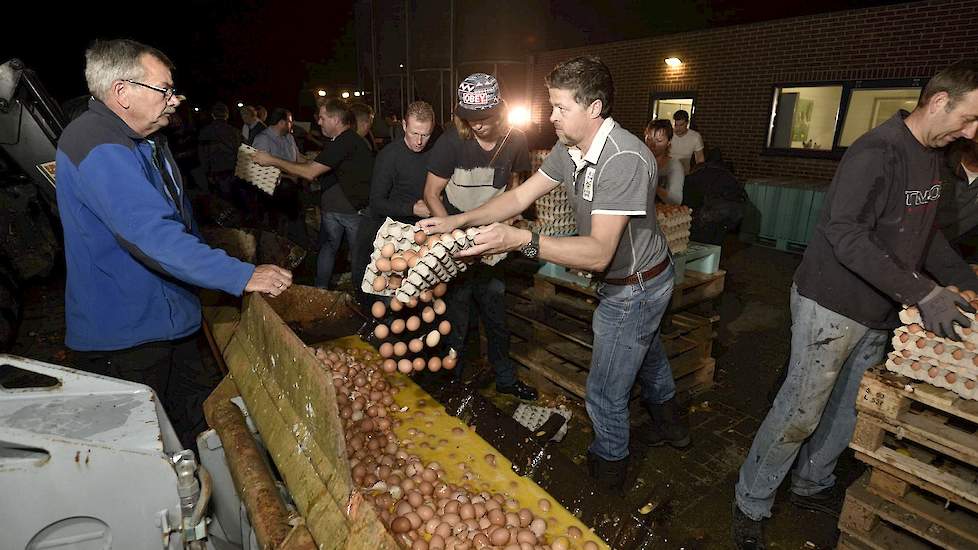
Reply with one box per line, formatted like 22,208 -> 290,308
328,336 -> 608,549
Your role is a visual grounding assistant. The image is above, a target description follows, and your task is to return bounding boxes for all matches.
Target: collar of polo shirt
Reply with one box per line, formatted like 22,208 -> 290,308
569,117 -> 616,175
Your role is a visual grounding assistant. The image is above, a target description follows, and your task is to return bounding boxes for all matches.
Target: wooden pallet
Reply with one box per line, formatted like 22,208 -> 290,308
839,469 -> 978,549
505,286 -> 716,400
849,367 -> 978,518
531,269 -> 726,313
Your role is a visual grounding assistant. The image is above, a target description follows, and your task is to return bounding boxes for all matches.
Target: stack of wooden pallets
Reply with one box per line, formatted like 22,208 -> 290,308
503,271 -> 719,402
837,367 -> 978,549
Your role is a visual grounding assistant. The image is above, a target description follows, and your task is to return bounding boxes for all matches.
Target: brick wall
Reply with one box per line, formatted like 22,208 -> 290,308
529,0 -> 978,183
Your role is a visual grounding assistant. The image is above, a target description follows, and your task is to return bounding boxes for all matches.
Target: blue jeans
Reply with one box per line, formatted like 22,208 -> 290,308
735,285 -> 887,520
587,263 -> 676,461
317,211 -> 361,288
444,264 -> 517,388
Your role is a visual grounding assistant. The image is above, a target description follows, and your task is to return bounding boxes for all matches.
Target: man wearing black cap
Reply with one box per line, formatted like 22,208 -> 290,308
423,73 -> 538,400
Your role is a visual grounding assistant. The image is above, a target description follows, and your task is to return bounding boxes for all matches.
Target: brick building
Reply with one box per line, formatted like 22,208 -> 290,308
528,0 -> 978,183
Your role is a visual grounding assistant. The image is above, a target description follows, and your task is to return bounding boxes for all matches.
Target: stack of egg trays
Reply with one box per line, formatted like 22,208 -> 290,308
234,144 -> 280,195
885,306 -> 978,400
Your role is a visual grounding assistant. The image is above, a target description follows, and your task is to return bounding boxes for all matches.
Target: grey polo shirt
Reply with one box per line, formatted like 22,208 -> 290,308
539,118 -> 668,280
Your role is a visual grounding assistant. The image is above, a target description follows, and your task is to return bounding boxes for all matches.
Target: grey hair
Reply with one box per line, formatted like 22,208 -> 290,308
84,39 -> 174,101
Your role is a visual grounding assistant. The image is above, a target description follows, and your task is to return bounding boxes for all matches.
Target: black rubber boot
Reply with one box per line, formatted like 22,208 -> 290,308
731,502 -> 766,550
638,397 -> 691,449
586,451 -> 630,494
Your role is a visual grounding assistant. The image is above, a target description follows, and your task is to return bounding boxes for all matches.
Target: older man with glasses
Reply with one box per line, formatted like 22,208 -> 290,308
55,38 -> 292,450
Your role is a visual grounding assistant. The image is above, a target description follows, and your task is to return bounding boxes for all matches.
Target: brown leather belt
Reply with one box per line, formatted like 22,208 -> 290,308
603,256 -> 670,286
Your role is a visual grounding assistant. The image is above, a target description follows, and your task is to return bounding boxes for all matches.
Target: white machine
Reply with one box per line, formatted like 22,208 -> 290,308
0,354 -> 211,549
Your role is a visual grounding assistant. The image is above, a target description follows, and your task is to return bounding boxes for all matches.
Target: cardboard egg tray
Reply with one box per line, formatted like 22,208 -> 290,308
362,218 -> 505,303
656,204 -> 692,255
534,184 -> 578,237
234,144 -> 281,195
885,306 -> 978,400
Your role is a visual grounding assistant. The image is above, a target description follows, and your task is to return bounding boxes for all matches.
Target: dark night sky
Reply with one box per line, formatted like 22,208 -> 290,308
3,0 -> 911,115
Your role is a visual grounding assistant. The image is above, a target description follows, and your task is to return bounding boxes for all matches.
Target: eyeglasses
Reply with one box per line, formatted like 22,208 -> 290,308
125,79 -> 177,102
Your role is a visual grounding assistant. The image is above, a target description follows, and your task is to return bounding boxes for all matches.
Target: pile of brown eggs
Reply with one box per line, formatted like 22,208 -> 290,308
315,345 -> 601,550
370,283 -> 456,374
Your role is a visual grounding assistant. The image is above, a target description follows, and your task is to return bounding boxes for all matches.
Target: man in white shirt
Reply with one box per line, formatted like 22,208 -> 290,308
670,109 -> 705,174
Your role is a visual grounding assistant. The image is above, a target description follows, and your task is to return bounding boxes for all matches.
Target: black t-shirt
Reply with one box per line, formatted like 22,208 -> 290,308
368,137 -> 431,223
427,126 -> 530,213
316,128 -> 374,213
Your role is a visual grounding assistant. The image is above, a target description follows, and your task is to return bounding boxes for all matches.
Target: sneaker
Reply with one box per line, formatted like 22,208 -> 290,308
789,484 -> 843,517
731,503 -> 766,550
496,380 -> 538,400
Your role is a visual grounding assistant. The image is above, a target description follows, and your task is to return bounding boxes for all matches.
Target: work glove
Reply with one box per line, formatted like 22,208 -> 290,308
917,285 -> 975,341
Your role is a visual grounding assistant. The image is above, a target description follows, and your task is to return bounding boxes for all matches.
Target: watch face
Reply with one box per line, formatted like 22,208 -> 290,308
522,245 -> 539,258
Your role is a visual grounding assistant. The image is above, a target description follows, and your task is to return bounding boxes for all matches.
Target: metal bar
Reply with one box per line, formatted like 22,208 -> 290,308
203,379 -> 312,550
371,0 -> 379,114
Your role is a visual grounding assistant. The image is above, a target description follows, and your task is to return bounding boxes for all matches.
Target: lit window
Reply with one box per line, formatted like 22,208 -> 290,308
838,87 -> 921,147
767,85 -> 843,151
653,97 -> 694,122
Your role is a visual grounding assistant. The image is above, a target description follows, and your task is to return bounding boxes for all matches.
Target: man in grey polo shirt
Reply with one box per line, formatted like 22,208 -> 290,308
420,55 -> 688,492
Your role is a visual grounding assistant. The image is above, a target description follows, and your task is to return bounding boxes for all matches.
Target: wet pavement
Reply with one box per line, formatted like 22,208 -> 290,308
7,234 -> 860,549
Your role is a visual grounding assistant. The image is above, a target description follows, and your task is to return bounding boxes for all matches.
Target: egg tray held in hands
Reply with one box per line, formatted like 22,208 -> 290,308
362,218 -> 500,303
234,144 -> 281,195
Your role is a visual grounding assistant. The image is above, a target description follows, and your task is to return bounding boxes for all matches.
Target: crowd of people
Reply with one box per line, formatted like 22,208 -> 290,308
53,36 -> 978,550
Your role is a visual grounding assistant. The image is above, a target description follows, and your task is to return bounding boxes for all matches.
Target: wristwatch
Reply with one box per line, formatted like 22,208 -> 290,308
520,231 -> 540,259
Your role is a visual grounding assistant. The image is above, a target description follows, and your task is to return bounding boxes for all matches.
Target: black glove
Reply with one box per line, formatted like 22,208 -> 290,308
917,286 -> 976,341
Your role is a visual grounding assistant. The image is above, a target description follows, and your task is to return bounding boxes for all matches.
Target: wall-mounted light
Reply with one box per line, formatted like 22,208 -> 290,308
193,107 -> 200,112
353,91 -> 361,97
507,105 -> 531,127
317,89 -> 327,97
664,57 -> 683,67
236,102 -> 244,108
341,91 -> 351,99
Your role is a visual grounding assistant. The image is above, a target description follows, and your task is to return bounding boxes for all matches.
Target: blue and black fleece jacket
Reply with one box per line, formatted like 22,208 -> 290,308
56,99 -> 255,351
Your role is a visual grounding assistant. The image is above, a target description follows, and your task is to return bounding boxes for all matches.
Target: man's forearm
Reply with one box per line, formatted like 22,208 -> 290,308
267,156 -> 321,180
538,234 -> 614,273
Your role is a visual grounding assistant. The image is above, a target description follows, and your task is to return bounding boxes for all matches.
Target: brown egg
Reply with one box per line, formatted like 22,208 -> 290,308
516,530 -> 537,545
426,330 -> 441,347
409,339 -> 424,353
371,301 -> 387,319
408,297 -> 419,308
529,518 -> 546,538
911,361 -> 922,371
375,324 -> 390,339
407,491 -> 424,508
489,526 -> 511,546
472,533 -> 490,548
394,341 -> 408,357
566,526 -> 582,539
433,299 -> 447,315
422,307 -> 436,323
411,539 -> 429,550
966,379 -> 976,389
488,509 -> 506,526
517,509 -> 532,528
398,359 -> 413,373
551,536 -> 570,550
389,275 -> 403,289
379,342 -> 394,358
390,298 -> 403,312
381,243 -> 396,258
442,354 -> 457,370
460,503 -> 476,520
928,366 -> 940,378
391,516 -> 412,533
435,522 -> 452,539
407,316 -> 421,331
391,319 -> 406,334
419,290 -> 434,303
437,320 -> 451,336
413,357 -> 427,371
382,359 -> 397,373
584,542 -> 599,550
372,276 -> 388,292
946,372 -> 958,384
376,257 -> 392,272
391,257 -> 408,272
428,356 -> 442,371
537,498 -> 551,512
433,282 -> 448,297
409,255 -> 421,268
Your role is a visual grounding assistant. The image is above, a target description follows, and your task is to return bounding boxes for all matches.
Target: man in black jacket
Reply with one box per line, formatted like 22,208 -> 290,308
937,135 -> 978,258
733,60 -> 978,550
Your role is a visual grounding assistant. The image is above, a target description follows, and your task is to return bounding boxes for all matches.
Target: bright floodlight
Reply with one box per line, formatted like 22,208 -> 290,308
353,91 -> 361,97
507,105 -> 531,126
341,91 -> 351,99
236,102 -> 244,108
317,89 -> 327,97
193,107 -> 199,112
664,57 -> 683,67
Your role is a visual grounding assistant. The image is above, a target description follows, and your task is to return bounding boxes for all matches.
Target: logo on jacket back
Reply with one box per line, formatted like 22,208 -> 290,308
905,184 -> 941,207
